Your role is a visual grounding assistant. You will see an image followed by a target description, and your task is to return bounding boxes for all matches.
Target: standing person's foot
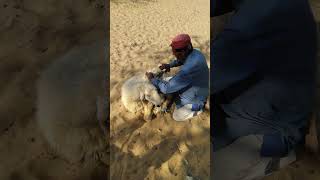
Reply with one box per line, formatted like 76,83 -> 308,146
241,149 -> 296,180
305,112 -> 320,159
211,135 -> 297,180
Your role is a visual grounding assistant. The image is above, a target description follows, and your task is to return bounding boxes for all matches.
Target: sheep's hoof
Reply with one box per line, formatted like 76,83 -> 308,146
153,106 -> 162,114
161,107 -> 170,114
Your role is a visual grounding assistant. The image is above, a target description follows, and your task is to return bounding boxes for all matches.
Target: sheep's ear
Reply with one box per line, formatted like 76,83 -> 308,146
145,94 -> 151,102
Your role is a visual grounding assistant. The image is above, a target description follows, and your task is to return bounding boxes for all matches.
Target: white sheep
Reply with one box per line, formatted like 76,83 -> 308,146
121,68 -> 167,120
36,41 -> 108,164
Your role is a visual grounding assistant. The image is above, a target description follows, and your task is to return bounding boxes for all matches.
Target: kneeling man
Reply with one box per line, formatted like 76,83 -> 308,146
146,34 -> 209,121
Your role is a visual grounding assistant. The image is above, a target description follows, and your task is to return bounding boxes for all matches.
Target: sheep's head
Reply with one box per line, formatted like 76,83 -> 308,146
146,67 -> 165,79
144,84 -> 164,107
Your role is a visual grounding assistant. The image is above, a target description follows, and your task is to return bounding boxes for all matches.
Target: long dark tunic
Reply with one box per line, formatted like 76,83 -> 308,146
211,0 -> 318,156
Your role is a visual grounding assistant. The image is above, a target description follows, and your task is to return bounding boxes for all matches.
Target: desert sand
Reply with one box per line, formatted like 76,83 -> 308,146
110,0 -> 210,179
0,0 -> 108,179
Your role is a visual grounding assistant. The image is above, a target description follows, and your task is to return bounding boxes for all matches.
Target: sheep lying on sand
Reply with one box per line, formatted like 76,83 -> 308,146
121,68 -> 169,120
36,41 -> 108,164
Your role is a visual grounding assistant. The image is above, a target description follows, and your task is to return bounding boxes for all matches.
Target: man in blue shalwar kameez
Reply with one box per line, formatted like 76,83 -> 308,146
146,34 -> 209,121
211,0 -> 318,179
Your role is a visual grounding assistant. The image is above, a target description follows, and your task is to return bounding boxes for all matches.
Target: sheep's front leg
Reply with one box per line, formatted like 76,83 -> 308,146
143,101 -> 154,121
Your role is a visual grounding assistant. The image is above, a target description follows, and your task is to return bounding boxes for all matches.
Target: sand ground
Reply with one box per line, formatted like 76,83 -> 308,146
0,0 -> 108,179
110,0 -> 210,179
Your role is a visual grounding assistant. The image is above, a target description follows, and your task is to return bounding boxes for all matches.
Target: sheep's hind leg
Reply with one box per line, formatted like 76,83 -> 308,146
161,94 -> 174,113
143,101 -> 154,121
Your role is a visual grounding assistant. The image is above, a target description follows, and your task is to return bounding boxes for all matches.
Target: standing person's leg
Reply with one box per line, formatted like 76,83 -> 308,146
211,104 -> 311,180
96,96 -> 108,135
211,134 -> 297,180
210,80 -> 311,179
211,93 -> 237,150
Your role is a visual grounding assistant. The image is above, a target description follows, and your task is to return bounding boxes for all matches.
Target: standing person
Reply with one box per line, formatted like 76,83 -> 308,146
211,0 -> 318,179
146,34 -> 209,121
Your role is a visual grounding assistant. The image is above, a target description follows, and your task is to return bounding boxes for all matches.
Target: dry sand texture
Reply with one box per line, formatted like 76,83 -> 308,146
110,0 -> 210,179
0,0 -> 109,179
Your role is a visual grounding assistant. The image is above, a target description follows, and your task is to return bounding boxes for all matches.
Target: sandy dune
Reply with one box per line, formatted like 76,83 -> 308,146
0,0 -> 108,179
110,0 -> 210,179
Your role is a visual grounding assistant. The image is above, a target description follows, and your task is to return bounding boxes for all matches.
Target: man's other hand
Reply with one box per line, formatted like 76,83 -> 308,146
145,72 -> 154,81
159,63 -> 170,72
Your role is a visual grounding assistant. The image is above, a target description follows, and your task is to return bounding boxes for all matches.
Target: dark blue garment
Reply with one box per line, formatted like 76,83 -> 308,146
211,0 -> 234,17
211,0 -> 318,156
260,133 -> 289,157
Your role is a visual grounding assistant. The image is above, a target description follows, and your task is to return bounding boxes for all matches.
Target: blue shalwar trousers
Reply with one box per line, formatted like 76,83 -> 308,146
211,0 -> 318,157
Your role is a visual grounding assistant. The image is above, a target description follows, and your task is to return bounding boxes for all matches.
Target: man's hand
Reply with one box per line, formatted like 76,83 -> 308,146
145,72 -> 154,81
159,63 -> 170,72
